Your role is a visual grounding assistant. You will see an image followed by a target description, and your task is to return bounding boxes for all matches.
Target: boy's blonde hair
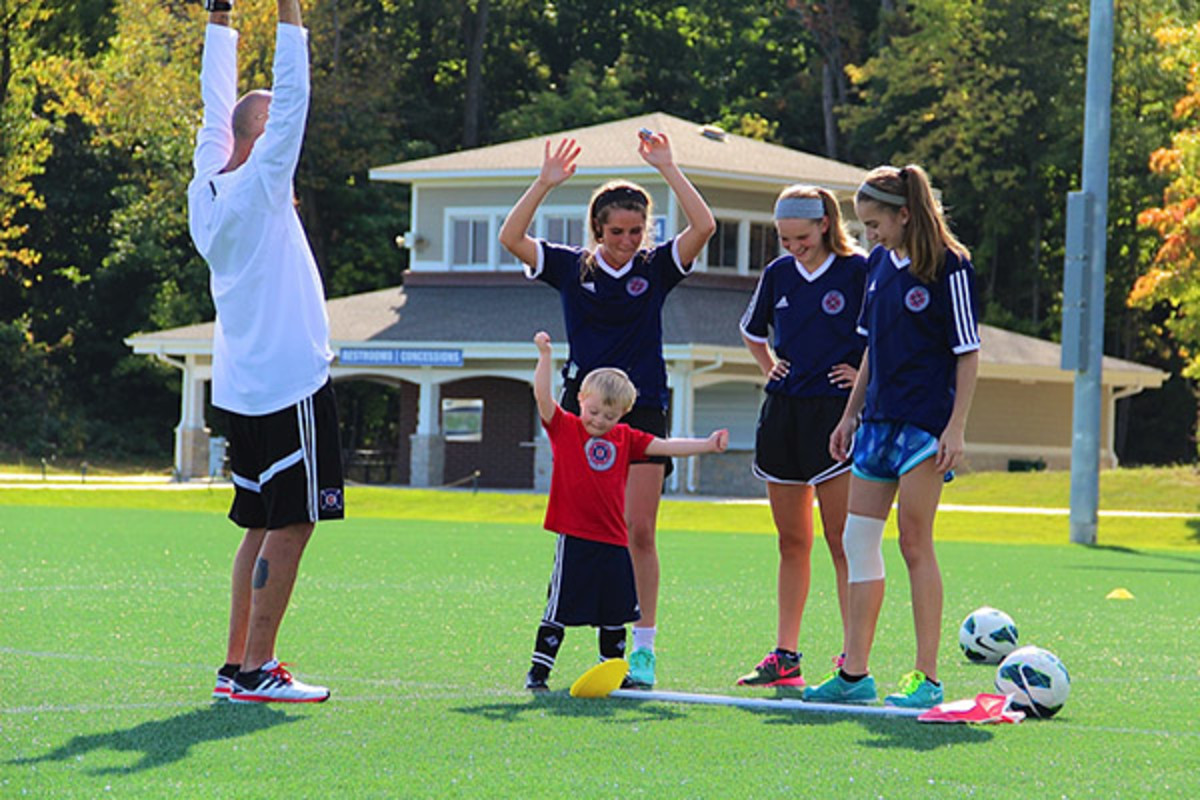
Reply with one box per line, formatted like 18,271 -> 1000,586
579,367 -> 638,413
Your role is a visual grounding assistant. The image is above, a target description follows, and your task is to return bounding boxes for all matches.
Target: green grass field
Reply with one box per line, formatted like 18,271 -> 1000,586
2,481 -> 1198,798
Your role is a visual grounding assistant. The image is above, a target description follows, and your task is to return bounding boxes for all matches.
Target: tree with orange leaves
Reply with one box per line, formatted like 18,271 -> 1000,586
1130,21 -> 1200,381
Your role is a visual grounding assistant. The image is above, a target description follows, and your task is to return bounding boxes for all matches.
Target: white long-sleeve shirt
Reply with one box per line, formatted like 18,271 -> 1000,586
187,23 -> 332,416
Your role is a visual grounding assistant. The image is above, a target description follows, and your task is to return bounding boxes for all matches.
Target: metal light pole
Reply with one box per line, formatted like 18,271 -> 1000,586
1061,0 -> 1115,545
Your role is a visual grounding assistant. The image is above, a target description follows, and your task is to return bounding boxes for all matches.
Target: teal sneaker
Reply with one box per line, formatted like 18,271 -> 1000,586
625,648 -> 655,689
884,670 -> 944,708
801,671 -> 877,704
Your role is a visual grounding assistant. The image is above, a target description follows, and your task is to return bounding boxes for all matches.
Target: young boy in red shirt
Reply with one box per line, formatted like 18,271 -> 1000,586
526,331 -> 728,691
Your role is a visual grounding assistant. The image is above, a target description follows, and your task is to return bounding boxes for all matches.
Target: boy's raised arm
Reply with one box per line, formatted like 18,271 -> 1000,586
533,331 -> 558,424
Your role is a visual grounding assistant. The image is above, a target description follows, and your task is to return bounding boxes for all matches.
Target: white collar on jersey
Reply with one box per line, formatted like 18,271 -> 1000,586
593,248 -> 635,279
888,249 -> 912,270
792,252 -> 835,283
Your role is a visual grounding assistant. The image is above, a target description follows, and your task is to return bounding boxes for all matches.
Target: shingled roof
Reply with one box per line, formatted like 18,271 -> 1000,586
369,112 -> 868,190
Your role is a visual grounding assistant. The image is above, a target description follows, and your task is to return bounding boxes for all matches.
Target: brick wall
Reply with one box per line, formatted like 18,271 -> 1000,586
441,377 -> 535,489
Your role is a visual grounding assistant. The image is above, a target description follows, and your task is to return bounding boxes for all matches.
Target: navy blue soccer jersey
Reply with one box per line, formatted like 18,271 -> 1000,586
740,252 -> 868,399
528,238 -> 691,410
857,245 -> 980,436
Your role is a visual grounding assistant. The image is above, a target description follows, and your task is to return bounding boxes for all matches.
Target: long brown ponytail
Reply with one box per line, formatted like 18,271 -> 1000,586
857,165 -> 969,283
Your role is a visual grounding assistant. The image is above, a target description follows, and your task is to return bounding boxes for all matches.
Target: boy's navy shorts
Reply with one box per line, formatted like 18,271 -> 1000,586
541,534 -> 640,628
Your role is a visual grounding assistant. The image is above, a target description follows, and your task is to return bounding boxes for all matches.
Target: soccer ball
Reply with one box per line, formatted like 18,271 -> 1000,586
958,606 -> 1019,663
995,646 -> 1071,719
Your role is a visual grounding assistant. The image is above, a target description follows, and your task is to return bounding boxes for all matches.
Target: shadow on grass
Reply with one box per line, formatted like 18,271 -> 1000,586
455,693 -> 994,751
7,702 -> 305,775
1065,542 -> 1200,573
454,692 -> 687,724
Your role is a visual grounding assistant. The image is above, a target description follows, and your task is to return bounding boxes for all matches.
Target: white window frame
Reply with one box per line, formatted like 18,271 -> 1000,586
540,205 -> 587,249
703,207 -> 780,275
446,207 -> 497,270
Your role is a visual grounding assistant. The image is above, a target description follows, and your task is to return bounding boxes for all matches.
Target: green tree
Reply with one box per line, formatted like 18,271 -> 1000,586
842,0 -> 1087,335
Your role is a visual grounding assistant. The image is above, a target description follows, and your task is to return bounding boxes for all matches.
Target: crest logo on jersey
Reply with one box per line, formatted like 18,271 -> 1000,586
585,437 -> 617,471
319,487 -> 343,512
626,276 -> 649,297
821,290 -> 846,315
904,286 -> 931,312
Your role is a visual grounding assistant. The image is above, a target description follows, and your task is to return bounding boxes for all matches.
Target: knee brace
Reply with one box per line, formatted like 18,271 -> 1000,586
843,513 -> 886,583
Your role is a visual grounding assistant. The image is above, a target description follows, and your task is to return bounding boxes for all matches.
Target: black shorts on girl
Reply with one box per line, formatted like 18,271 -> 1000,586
226,379 -> 345,530
560,377 -> 673,479
753,393 -> 851,485
542,534 -> 640,627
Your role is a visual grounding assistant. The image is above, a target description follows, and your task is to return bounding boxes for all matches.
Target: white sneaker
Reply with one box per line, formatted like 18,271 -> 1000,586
213,672 -> 235,700
229,659 -> 330,704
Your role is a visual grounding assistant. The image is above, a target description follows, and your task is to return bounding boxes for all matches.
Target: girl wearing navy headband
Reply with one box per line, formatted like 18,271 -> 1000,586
803,164 -> 980,709
735,184 -> 867,691
499,131 -> 716,691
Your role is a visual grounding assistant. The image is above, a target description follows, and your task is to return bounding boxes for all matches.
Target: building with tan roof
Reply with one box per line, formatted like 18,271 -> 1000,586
128,113 -> 1166,492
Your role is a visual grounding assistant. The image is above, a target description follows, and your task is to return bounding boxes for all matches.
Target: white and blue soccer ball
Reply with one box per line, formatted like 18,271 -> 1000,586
958,606 -> 1019,663
995,645 -> 1071,719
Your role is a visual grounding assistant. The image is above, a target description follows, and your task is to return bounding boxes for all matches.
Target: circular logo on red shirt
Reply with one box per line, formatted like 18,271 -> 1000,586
585,437 -> 617,471
904,285 -> 931,312
821,290 -> 846,315
626,276 -> 649,297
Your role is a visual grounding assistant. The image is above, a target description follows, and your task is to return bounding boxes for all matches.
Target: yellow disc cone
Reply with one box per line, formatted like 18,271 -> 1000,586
1105,587 -> 1134,600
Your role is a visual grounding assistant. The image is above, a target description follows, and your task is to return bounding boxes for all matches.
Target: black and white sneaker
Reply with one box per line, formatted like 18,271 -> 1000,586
229,659 -> 330,704
213,663 -> 239,700
525,670 -> 550,692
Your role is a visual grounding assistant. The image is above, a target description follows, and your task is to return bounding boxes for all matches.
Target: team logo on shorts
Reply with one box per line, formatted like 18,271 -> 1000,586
319,487 -> 344,512
904,286 -> 931,312
585,437 -> 617,471
821,290 -> 846,315
626,276 -> 649,297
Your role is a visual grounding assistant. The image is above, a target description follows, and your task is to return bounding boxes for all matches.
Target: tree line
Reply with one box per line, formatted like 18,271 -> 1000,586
1,0 -> 1198,465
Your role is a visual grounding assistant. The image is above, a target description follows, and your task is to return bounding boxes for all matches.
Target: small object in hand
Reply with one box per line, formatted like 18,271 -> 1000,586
638,127 -> 654,140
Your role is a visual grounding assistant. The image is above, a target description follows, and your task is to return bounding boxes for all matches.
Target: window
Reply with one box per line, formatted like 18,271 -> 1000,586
442,398 -> 484,442
709,219 -> 739,269
451,217 -> 489,266
545,215 -> 584,247
749,222 -> 779,271
497,218 -> 533,266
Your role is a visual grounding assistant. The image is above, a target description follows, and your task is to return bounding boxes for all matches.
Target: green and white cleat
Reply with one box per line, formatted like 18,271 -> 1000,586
625,648 -> 656,689
801,671 -> 877,704
884,670 -> 944,708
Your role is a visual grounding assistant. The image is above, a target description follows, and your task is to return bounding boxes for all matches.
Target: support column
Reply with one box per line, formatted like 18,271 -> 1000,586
668,364 -> 692,494
174,357 -> 210,480
409,369 -> 443,487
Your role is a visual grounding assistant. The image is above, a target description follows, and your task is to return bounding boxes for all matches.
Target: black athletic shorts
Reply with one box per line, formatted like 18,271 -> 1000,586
226,379 -> 345,530
753,392 -> 851,485
542,534 -> 641,627
560,376 -> 673,479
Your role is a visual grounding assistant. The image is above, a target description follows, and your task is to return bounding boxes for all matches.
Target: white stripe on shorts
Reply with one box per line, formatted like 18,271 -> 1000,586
543,534 -> 566,624
296,395 -> 318,523
233,448 -> 305,494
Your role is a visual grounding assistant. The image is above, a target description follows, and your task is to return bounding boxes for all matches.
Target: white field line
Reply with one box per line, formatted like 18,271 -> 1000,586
609,688 -> 922,717
1,477 -> 1197,518
714,497 -> 1200,519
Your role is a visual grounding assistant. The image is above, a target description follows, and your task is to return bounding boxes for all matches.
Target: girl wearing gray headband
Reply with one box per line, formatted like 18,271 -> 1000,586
735,184 -> 868,691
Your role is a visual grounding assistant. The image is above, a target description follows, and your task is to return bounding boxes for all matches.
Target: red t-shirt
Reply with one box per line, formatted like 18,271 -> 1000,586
542,406 -> 655,546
